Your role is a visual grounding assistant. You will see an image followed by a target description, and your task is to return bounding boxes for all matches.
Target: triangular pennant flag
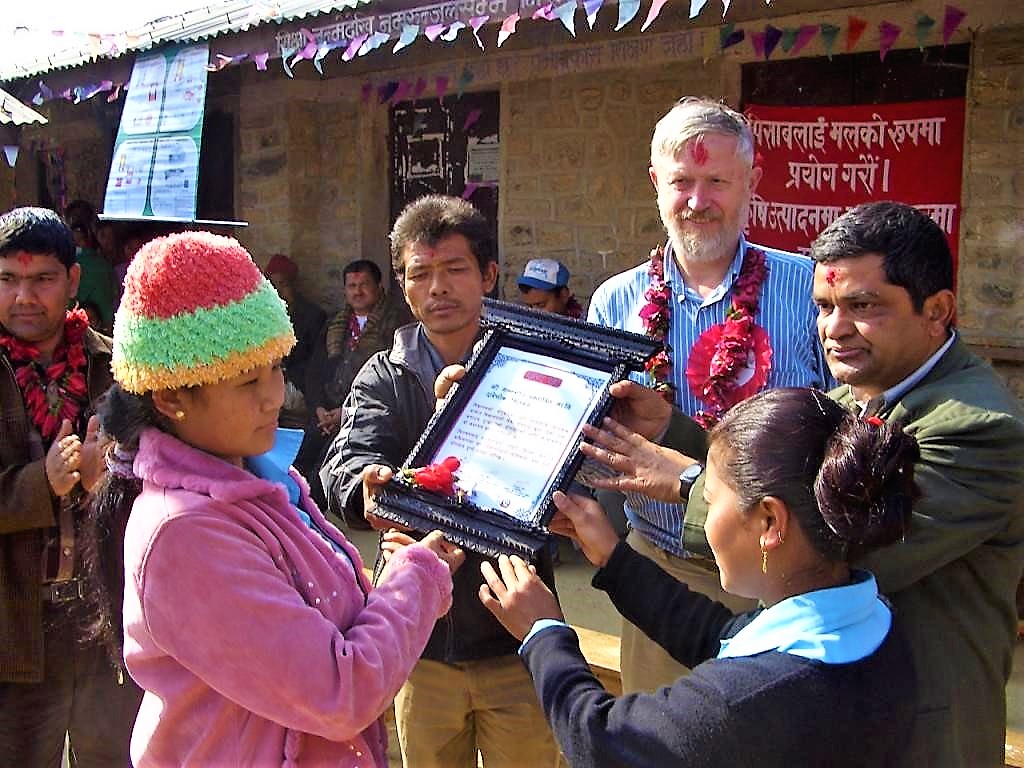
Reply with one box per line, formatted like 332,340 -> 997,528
391,80 -> 413,103
820,23 -> 840,59
469,15 -> 489,49
280,46 -> 297,77
441,21 -> 465,42
497,13 -> 520,46
780,26 -> 798,52
3,145 -> 19,168
436,75 -> 449,99
424,23 -> 446,41
463,108 -> 482,131
106,83 -> 122,102
361,81 -> 373,104
343,34 -> 369,61
915,13 -> 935,51
254,52 -> 270,71
457,66 -> 474,97
584,0 -> 602,29
378,82 -> 399,103
763,24 -> 782,58
615,0 -> 641,31
846,16 -> 867,51
554,0 -> 577,36
414,77 -> 428,98
720,23 -> 744,50
462,182 -> 480,200
532,3 -> 556,20
942,4 -> 966,45
879,21 -> 901,61
790,24 -> 817,56
393,24 -> 419,53
642,0 -> 670,32
750,30 -> 766,59
690,0 -> 709,19
358,32 -> 390,56
39,80 -> 53,102
313,45 -> 331,75
721,0 -> 730,16
295,28 -> 317,61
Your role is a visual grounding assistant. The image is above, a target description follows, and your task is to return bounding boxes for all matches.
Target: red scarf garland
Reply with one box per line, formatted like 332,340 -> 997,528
0,308 -> 90,442
347,311 -> 363,351
639,245 -> 773,428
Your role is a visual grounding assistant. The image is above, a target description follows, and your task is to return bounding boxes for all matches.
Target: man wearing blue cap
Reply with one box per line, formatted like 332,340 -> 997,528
517,259 -> 583,319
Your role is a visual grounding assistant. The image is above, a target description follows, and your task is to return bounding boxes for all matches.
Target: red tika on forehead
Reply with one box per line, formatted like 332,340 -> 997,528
16,252 -> 33,266
826,267 -> 839,286
690,135 -> 709,165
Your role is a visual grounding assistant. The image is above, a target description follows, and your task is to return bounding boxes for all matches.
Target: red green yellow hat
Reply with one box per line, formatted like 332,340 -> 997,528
112,231 -> 296,394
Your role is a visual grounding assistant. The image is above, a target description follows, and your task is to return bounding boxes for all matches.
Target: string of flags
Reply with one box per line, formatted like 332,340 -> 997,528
27,2 -> 967,108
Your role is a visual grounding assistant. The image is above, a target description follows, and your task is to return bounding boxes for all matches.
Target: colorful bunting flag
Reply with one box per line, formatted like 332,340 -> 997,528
280,46 -> 297,77
424,23 -> 446,41
790,24 -> 817,56
391,80 -> 413,103
378,81 -> 399,103
763,24 -> 782,58
554,0 -> 577,36
497,13 -> 520,46
106,83 -> 122,102
436,75 -> 449,99
532,3 -> 555,20
343,34 -> 369,61
358,32 -> 390,56
615,0 -> 640,31
878,21 -> 901,61
3,146 -> 19,169
414,76 -> 428,98
441,21 -> 465,42
942,4 -> 966,45
254,52 -> 270,71
457,66 -> 474,96
750,29 -> 766,58
469,16 -> 489,49
690,0 -> 709,19
914,13 -> 935,51
846,16 -> 867,51
463,108 -> 482,131
820,23 -> 839,59
780,26 -> 798,52
642,0 -> 671,32
462,182 -> 480,200
720,23 -> 744,50
584,0 -> 603,29
394,24 -> 420,53
721,0 -> 731,16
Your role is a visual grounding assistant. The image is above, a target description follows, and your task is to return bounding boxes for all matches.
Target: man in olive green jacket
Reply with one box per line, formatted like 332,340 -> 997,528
584,202 -> 1024,767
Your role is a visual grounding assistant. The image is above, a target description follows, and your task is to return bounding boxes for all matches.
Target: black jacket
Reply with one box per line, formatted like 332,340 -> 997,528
321,323 -> 557,663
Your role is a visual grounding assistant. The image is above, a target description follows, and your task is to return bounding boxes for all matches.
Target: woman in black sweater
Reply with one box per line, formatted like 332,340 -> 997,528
480,387 -> 920,767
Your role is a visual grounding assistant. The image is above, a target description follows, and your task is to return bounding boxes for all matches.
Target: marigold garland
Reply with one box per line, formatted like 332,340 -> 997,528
0,308 -> 90,442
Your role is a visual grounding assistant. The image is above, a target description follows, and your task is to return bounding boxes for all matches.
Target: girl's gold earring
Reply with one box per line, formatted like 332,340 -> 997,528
761,547 -> 768,575
174,410 -> 185,420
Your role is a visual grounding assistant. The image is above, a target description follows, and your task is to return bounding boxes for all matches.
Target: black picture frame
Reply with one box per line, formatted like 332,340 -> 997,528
373,298 -> 662,559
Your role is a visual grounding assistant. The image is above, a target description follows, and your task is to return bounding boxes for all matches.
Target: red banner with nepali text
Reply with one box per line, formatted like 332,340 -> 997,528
744,99 -> 965,264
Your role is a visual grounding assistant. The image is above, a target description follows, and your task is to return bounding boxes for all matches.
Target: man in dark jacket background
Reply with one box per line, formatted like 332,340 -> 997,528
0,207 -> 142,766
321,195 -> 560,767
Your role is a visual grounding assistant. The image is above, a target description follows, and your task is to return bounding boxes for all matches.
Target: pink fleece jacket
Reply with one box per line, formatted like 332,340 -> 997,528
122,428 -> 453,767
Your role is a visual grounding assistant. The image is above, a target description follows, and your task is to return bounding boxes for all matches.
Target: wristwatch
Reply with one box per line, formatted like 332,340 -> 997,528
678,463 -> 704,501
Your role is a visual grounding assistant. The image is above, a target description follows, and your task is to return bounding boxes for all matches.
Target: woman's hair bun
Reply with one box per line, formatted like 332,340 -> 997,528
814,416 -> 920,558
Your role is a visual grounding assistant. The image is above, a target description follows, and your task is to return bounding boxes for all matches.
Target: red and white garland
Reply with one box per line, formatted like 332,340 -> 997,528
0,308 -> 90,442
640,245 -> 773,429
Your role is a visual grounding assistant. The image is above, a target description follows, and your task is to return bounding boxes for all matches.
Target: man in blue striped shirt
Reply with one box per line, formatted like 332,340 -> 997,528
587,97 -> 831,694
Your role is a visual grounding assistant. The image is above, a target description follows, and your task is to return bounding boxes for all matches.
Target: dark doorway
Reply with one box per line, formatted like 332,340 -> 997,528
389,90 -> 500,251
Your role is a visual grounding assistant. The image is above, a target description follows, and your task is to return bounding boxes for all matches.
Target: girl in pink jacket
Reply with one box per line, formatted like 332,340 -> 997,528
82,232 -> 462,767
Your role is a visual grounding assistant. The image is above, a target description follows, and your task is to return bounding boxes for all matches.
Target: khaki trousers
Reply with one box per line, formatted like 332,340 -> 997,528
395,655 -> 561,768
619,529 -> 758,694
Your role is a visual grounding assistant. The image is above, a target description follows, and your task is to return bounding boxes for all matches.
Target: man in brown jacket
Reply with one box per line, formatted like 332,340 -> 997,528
0,207 -> 141,766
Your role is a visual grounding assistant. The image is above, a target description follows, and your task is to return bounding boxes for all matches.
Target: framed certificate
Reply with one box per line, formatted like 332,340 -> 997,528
374,298 -> 662,559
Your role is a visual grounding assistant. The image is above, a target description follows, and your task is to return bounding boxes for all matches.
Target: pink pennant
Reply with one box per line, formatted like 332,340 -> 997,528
414,77 -> 428,98
942,4 -> 966,45
750,30 -> 766,59
106,84 -> 122,102
424,23 -> 446,41
391,80 -> 413,103
790,24 -> 817,56
878,21 -> 901,61
463,108 -> 482,131
641,0 -> 670,32
470,15 -> 488,49
462,182 -> 480,200
497,13 -> 520,46
343,34 -> 369,61
435,75 -> 449,99
532,3 -> 556,21
254,52 -> 270,71
295,28 -> 317,61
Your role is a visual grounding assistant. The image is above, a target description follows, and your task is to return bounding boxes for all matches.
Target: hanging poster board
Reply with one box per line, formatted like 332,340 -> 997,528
103,43 -> 209,221
745,99 -> 965,265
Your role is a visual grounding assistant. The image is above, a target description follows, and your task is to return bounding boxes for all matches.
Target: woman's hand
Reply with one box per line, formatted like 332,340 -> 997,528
479,555 -> 563,641
549,492 -> 620,568
420,530 -> 465,574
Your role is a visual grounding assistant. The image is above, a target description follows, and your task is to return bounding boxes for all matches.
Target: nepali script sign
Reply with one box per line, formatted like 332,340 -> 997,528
745,99 -> 965,262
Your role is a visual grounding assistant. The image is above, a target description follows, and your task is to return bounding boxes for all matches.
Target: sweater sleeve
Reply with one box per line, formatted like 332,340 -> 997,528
134,512 -> 452,742
0,457 -> 58,534
593,541 -> 750,666
521,626 -> 739,767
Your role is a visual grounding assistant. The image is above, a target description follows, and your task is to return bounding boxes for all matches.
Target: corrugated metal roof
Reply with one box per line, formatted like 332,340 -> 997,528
0,87 -> 47,125
2,1 -> 373,81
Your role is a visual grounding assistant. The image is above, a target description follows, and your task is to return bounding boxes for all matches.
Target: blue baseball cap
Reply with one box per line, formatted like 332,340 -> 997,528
518,258 -> 570,291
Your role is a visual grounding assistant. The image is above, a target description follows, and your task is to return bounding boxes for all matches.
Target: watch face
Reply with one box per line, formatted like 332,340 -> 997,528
681,464 -> 703,483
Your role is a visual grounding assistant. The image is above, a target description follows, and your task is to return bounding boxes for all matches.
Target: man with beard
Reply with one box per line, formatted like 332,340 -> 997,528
586,97 -> 830,694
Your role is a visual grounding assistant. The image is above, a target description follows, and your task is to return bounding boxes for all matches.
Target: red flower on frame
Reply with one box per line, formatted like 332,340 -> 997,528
404,456 -> 461,497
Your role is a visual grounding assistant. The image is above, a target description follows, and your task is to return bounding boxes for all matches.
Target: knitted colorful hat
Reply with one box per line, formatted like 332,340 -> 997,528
112,231 -> 296,394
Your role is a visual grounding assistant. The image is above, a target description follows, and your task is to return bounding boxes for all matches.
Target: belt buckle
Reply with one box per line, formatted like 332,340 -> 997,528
43,579 -> 83,603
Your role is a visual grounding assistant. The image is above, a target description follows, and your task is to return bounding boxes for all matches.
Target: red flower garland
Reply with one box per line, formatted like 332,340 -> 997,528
0,308 -> 90,442
639,246 -> 676,401
685,247 -> 772,428
347,311 -> 363,351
